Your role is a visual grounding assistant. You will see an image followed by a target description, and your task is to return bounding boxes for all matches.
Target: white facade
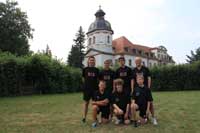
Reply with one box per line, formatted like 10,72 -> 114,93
83,8 -> 174,68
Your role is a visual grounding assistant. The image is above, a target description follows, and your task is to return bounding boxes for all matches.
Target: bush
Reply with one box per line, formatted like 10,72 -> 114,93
151,61 -> 200,91
0,52 -> 82,97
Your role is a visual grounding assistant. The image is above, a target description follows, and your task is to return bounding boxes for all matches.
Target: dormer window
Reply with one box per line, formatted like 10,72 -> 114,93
132,49 -> 136,53
124,47 -> 128,52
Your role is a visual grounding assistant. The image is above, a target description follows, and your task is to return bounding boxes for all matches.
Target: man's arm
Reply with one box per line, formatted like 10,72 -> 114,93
146,101 -> 150,115
148,77 -> 151,89
125,104 -> 130,119
131,79 -> 134,94
92,99 -> 109,106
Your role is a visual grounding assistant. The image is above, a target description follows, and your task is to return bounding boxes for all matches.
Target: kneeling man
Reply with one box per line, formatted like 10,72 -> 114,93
91,80 -> 110,127
131,75 -> 151,127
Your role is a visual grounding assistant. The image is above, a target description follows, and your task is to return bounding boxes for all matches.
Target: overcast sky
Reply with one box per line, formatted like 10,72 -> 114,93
2,0 -> 200,63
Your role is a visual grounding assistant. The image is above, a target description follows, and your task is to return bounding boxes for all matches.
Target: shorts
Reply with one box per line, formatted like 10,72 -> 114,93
137,104 -> 147,118
83,89 -> 95,101
147,89 -> 153,101
98,106 -> 110,119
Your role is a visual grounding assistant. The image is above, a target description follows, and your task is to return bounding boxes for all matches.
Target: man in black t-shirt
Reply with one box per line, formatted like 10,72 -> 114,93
133,57 -> 158,125
91,80 -> 110,128
131,75 -> 151,127
115,56 -> 134,95
112,79 -> 131,125
99,60 -> 115,97
82,56 -> 99,123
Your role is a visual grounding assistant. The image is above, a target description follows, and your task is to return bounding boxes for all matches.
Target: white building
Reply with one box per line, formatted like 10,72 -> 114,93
83,8 -> 175,68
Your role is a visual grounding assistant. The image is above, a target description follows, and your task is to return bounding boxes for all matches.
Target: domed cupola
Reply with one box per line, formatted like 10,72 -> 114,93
87,7 -> 113,34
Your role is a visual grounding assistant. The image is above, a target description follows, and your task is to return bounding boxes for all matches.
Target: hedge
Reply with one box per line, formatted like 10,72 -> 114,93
0,52 -> 200,97
0,52 -> 82,97
151,61 -> 200,91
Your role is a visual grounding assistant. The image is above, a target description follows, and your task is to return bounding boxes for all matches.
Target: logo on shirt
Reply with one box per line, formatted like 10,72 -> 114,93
87,72 -> 96,77
104,75 -> 110,80
96,96 -> 100,100
120,72 -> 127,77
115,98 -> 119,102
136,92 -> 140,96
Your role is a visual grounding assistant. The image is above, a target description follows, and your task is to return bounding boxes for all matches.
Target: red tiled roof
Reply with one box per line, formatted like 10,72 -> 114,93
112,36 -> 152,53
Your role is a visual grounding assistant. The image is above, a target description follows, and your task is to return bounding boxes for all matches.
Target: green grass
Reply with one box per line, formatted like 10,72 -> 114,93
0,91 -> 200,133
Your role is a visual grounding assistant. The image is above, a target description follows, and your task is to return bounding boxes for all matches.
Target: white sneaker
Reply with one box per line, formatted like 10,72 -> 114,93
152,117 -> 158,125
115,119 -> 121,125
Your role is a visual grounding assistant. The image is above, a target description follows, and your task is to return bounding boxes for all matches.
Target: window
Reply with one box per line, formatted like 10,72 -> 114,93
124,47 -> 128,52
107,36 -> 110,43
149,62 -> 152,67
129,59 -> 132,66
142,61 -> 145,66
132,49 -> 136,53
93,36 -> 95,44
138,50 -> 142,55
89,38 -> 91,45
115,59 -> 118,65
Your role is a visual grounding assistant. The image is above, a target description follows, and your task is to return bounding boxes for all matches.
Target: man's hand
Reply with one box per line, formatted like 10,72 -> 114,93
124,112 -> 128,119
91,101 -> 96,105
118,109 -> 124,115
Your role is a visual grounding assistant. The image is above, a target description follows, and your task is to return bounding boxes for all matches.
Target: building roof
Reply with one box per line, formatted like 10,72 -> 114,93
112,36 -> 152,53
87,8 -> 113,34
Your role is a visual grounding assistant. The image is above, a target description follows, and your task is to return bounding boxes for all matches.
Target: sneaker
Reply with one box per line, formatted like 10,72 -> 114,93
133,120 -> 138,127
91,122 -> 97,128
82,118 -> 86,123
152,117 -> 158,125
115,119 -> 121,125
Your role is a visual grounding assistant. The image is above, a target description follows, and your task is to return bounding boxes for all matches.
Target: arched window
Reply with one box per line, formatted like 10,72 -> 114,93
107,36 -> 110,43
93,36 -> 95,44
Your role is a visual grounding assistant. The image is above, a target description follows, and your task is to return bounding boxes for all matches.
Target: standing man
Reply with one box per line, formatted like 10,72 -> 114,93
82,56 -> 99,123
132,57 -> 158,125
115,56 -> 134,95
99,60 -> 115,96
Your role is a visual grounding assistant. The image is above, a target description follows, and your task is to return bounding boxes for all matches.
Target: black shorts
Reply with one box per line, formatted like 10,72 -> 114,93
98,106 -> 110,119
147,89 -> 153,101
137,104 -> 147,118
83,89 -> 95,101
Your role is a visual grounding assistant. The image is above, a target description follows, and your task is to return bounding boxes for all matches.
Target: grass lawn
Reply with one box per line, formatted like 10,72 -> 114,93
0,91 -> 200,133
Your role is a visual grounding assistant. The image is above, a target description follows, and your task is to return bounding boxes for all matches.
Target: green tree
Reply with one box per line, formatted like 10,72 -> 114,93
0,0 -> 33,56
186,47 -> 200,64
67,26 -> 85,68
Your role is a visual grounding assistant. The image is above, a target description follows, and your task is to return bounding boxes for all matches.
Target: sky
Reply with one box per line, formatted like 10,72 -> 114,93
1,0 -> 200,63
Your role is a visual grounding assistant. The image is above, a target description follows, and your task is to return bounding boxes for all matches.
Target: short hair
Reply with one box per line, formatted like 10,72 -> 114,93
99,80 -> 106,84
114,78 -> 124,86
136,75 -> 144,80
104,59 -> 110,64
88,56 -> 95,60
118,56 -> 125,61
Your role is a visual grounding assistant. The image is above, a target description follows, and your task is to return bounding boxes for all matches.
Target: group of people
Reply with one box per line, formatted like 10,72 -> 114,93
81,56 -> 158,128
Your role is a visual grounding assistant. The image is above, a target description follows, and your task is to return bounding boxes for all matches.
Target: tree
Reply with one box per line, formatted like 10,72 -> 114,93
186,47 -> 200,64
0,0 -> 33,56
67,26 -> 85,68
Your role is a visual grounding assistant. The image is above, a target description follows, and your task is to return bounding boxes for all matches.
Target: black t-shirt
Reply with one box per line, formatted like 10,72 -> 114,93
99,69 -> 115,93
111,91 -> 131,110
115,66 -> 133,90
133,66 -> 151,87
93,90 -> 110,107
82,67 -> 99,90
132,86 -> 151,106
